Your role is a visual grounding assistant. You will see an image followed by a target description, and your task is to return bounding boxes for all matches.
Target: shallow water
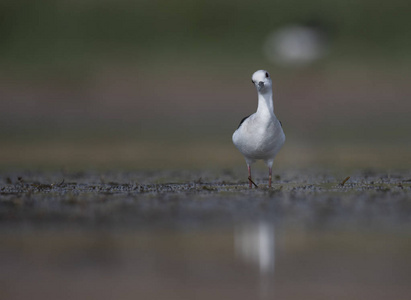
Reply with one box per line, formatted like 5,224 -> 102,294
1,169 -> 411,299
1,225 -> 411,300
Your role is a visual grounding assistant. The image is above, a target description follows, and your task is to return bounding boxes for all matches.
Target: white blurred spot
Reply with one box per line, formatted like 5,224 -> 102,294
235,221 -> 275,274
263,24 -> 328,67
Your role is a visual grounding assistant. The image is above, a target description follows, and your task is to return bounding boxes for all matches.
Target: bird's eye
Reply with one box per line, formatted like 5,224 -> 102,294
251,79 -> 254,84
265,72 -> 269,78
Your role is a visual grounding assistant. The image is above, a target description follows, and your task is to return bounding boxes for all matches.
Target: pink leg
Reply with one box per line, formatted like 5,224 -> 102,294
248,164 -> 252,188
268,167 -> 272,188
247,164 -> 258,188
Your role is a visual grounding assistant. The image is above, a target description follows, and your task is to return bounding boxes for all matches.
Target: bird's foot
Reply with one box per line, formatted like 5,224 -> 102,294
248,176 -> 258,188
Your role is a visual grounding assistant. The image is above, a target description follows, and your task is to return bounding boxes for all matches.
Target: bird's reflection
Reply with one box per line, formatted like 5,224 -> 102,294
235,221 -> 275,274
235,221 -> 276,299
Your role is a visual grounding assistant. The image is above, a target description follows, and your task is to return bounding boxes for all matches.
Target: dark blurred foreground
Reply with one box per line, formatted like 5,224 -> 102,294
1,169 -> 411,300
2,228 -> 410,300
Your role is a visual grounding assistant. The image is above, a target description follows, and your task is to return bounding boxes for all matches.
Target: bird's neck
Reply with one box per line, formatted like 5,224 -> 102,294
256,91 -> 275,118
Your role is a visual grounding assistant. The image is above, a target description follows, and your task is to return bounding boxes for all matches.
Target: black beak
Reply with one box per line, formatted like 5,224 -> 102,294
258,81 -> 264,88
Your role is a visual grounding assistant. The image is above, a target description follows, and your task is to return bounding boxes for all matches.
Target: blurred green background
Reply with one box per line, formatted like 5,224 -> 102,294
1,0 -> 410,170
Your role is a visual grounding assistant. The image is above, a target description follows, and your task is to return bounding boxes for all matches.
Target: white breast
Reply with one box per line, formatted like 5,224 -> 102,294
232,113 -> 285,164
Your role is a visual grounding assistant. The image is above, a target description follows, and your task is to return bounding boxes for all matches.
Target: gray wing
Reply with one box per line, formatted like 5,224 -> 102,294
237,115 -> 251,129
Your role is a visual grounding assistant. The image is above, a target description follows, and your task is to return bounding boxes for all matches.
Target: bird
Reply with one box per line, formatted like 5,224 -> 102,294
232,70 -> 285,188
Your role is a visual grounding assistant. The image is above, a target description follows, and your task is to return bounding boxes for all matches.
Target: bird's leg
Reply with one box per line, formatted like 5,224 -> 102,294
247,164 -> 258,188
248,165 -> 252,188
268,166 -> 272,188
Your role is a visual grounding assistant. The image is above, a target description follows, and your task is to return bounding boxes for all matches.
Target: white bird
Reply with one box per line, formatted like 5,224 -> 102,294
232,70 -> 285,188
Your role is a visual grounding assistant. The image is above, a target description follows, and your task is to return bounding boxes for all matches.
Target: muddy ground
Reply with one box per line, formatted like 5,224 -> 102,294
1,168 -> 411,231
1,168 -> 411,300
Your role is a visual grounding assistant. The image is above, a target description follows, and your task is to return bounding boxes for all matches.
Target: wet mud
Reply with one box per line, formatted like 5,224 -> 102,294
1,169 -> 410,231
1,169 -> 411,300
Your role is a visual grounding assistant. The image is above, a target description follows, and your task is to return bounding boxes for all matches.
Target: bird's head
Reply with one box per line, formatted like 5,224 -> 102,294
251,70 -> 272,94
